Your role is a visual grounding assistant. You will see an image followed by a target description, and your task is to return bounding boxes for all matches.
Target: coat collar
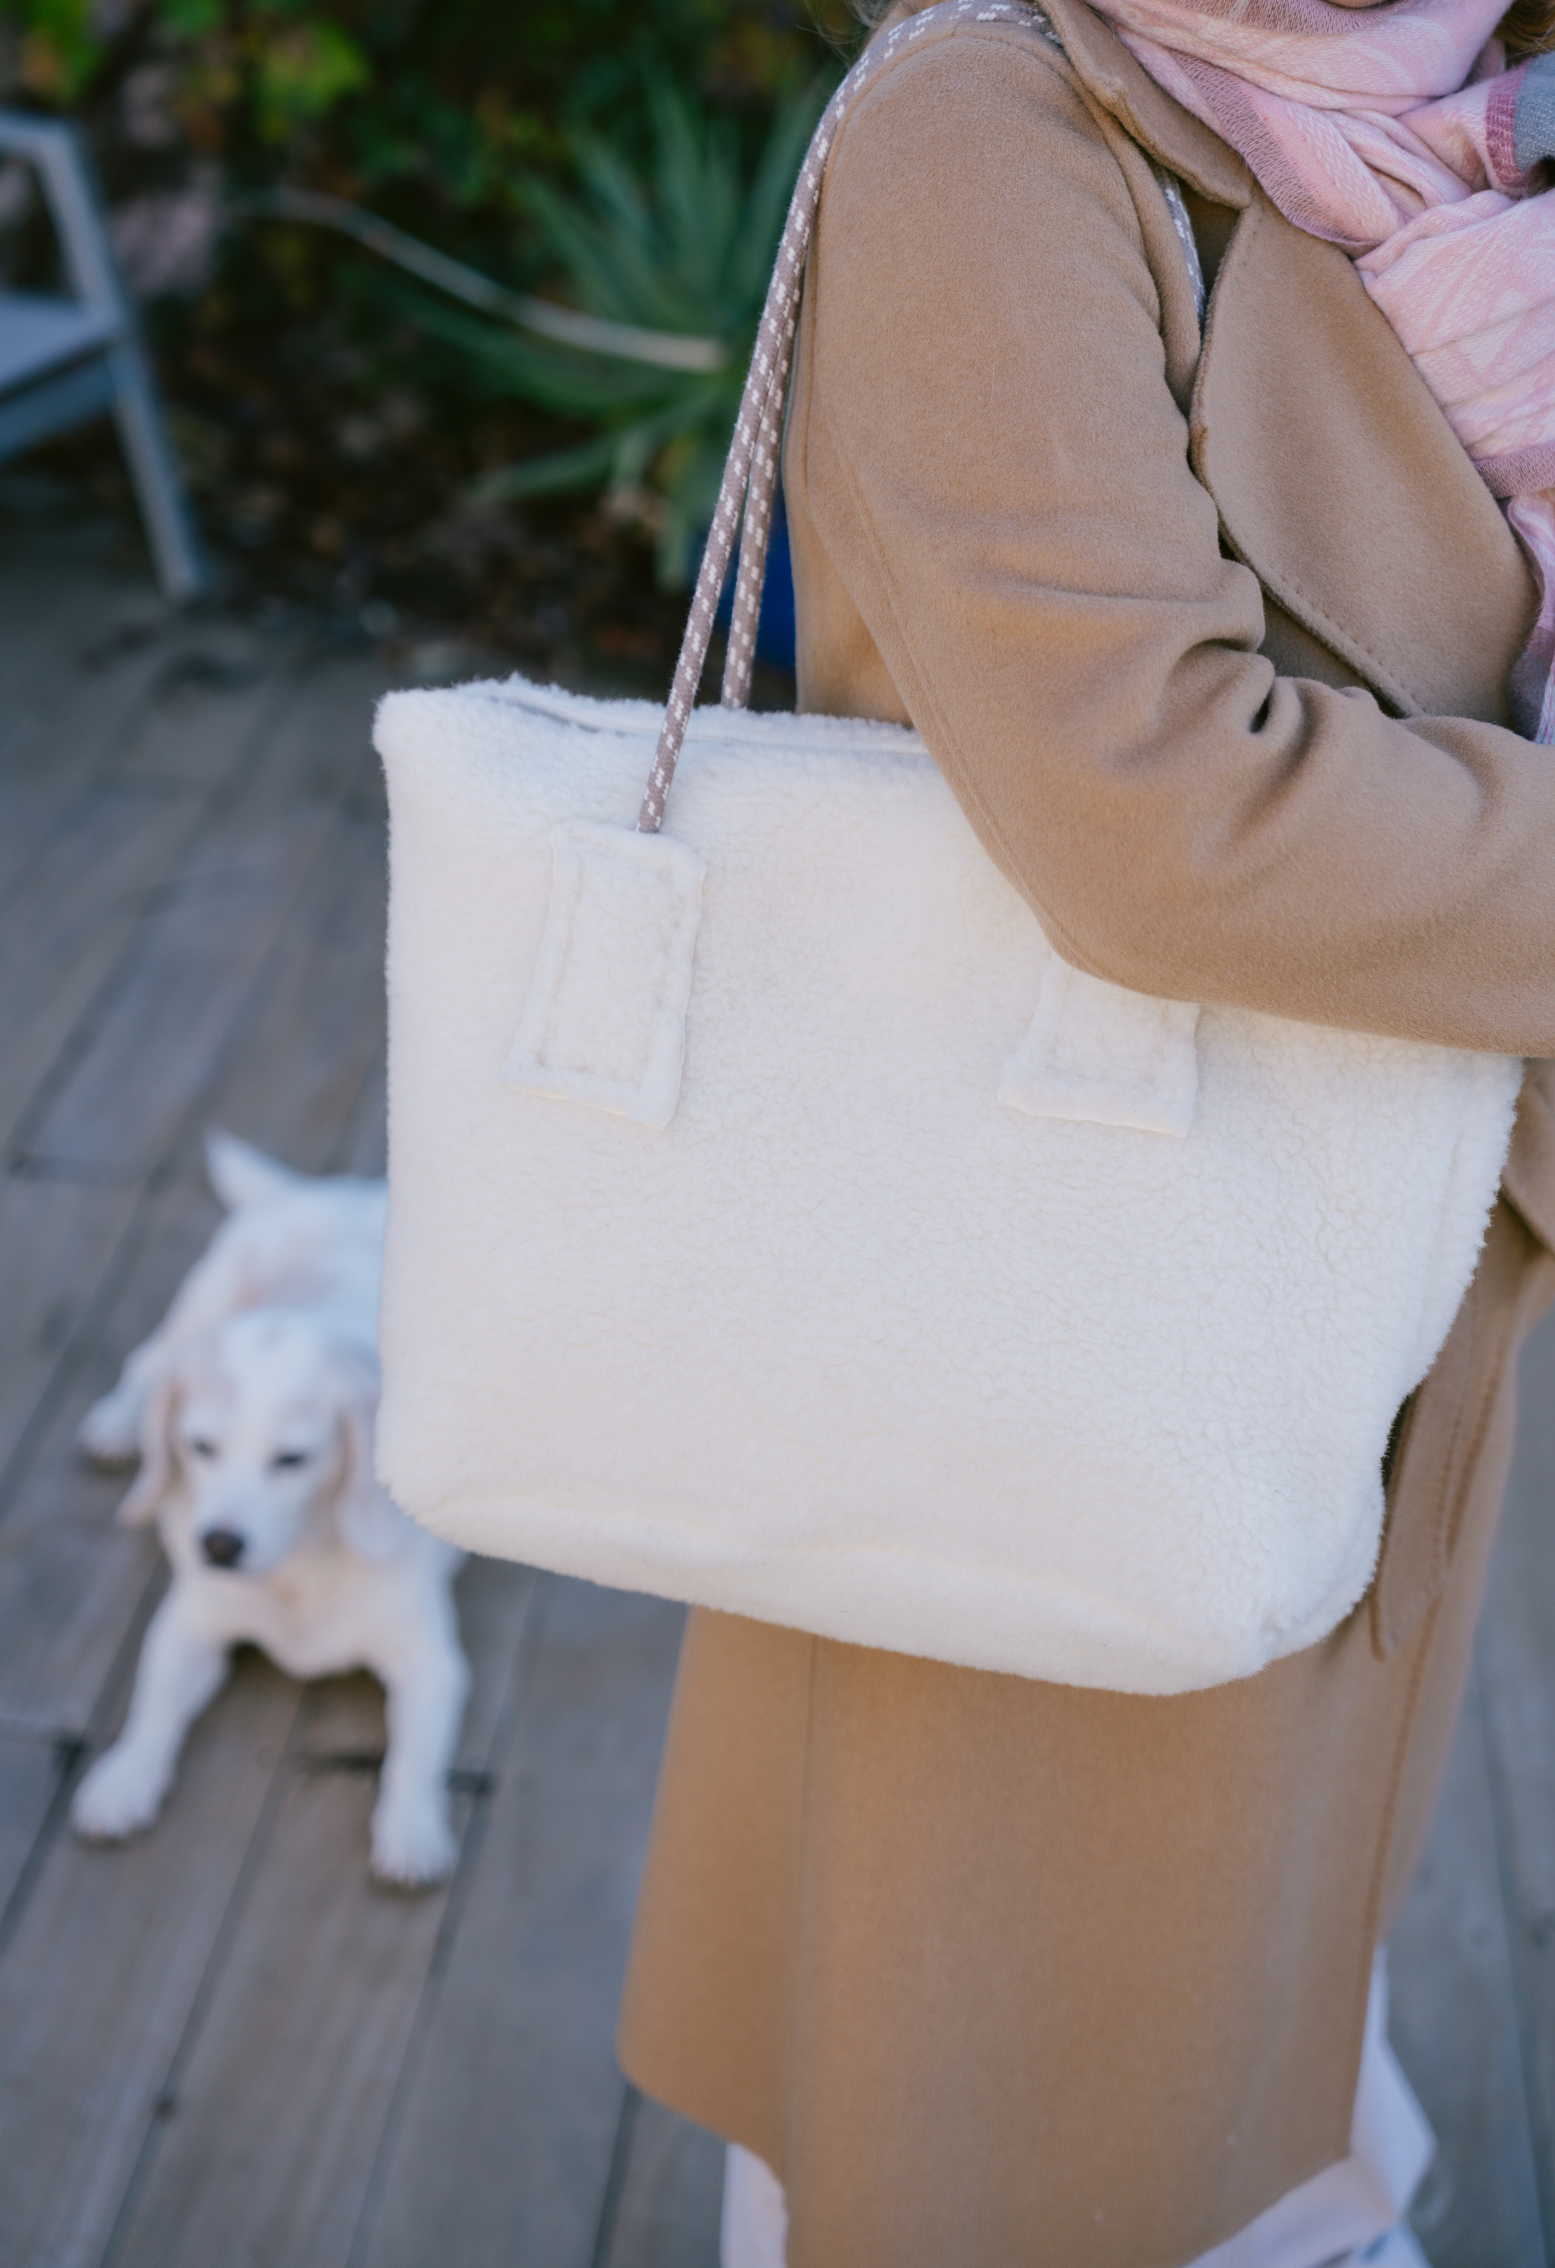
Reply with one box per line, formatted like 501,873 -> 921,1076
1041,0 -> 1250,206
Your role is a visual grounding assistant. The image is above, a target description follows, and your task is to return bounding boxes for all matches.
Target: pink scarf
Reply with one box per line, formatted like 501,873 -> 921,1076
1084,0 -> 1555,738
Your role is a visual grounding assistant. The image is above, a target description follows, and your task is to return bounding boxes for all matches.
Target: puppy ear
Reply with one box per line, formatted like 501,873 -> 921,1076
204,1129 -> 299,1214
330,1352 -> 406,1563
118,1372 -> 179,1525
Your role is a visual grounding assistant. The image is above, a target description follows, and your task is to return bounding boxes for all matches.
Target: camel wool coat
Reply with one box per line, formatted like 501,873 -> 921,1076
617,5 -> 1555,2263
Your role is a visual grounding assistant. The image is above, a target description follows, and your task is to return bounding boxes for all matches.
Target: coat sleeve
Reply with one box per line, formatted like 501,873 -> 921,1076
788,30 -> 1555,1056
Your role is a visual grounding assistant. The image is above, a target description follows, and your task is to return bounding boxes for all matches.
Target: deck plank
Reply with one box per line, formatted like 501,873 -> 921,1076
603,2094 -> 724,2268
353,1579 -> 684,2268
0,533 -> 155,754
102,1567 -> 539,2268
0,602 -> 218,916
0,531 -> 114,743
0,783 -> 200,1160
108,638 -> 276,790
0,656 -> 288,1159
107,1747 -> 455,2268
205,779 -> 388,1177
0,1175 -> 141,1485
16,657 -> 385,1179
0,1652 -> 301,2268
0,1735 -> 65,1921
1390,1656 -> 1546,2266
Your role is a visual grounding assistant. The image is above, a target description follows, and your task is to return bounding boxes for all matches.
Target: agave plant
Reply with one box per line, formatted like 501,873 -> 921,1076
421,77 -> 832,586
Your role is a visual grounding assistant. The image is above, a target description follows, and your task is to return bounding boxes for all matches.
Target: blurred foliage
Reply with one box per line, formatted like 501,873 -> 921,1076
0,0 -> 853,677
0,0 -> 852,206
414,76 -> 828,585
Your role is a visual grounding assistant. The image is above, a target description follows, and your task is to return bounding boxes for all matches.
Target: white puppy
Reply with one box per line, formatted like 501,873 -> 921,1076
74,1133 -> 469,1887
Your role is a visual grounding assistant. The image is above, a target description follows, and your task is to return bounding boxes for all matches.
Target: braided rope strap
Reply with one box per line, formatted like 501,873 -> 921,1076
636,0 -> 1042,834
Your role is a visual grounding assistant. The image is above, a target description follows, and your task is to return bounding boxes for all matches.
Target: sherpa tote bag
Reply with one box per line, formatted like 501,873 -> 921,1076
373,0 -> 1521,1697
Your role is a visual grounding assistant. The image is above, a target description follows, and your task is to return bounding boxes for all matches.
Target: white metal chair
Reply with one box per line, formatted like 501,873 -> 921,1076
0,110 -> 205,599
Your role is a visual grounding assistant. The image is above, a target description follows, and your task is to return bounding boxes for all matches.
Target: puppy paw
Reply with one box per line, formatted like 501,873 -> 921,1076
72,1745 -> 170,1841
369,1794 -> 458,1889
78,1388 -> 143,1467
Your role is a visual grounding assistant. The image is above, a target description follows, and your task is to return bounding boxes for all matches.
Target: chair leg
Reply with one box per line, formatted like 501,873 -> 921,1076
105,340 -> 207,602
2,113 -> 207,602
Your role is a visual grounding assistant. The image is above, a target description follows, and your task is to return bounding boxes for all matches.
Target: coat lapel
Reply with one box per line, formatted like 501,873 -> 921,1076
1045,0 -> 1537,724
1191,196 -> 1535,722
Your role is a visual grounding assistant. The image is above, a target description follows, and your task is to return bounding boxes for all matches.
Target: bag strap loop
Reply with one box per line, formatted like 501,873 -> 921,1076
637,0 -> 1046,833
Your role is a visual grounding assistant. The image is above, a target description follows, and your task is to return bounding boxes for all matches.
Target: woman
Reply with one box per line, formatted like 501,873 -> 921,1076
617,2 -> 1555,2261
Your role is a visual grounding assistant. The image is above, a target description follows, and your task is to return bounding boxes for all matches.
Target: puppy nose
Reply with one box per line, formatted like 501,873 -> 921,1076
201,1528 -> 245,1569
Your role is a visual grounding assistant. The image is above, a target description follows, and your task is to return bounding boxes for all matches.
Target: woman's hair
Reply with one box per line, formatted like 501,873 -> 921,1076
851,0 -> 1555,56
1499,0 -> 1555,56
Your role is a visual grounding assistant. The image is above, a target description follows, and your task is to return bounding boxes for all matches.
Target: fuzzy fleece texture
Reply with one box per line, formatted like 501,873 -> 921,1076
374,675 -> 1519,1696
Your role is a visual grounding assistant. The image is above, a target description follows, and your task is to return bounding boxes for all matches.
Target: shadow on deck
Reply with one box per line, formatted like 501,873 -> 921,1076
0,508 -> 1550,2267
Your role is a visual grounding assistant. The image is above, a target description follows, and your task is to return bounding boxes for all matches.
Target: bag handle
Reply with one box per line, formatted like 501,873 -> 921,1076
637,0 -> 1044,834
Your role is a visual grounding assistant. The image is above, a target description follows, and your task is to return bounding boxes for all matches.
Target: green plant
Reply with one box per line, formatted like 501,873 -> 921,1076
410,77 -> 832,588
0,0 -> 851,642
1,0 -> 370,134
0,0 -> 850,219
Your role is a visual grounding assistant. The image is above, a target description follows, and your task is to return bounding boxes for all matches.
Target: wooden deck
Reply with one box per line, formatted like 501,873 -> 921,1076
0,505 -> 1553,2267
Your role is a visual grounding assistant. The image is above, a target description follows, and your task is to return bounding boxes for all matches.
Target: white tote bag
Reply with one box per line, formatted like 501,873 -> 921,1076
374,0 -> 1520,1696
